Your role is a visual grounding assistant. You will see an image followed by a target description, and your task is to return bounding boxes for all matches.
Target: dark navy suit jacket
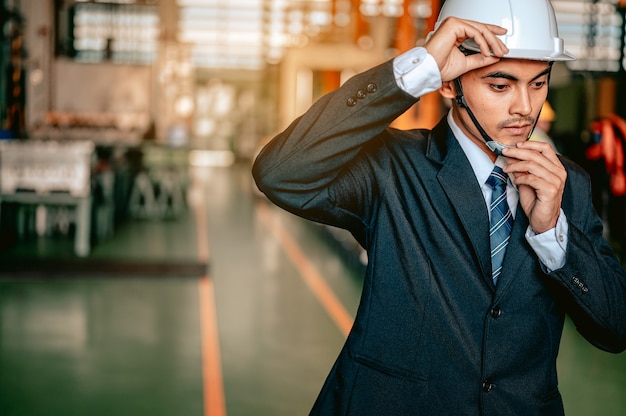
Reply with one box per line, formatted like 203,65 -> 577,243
253,59 -> 626,415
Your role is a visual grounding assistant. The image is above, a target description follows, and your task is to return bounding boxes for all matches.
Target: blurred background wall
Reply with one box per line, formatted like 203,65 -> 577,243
3,0 -> 626,252
3,1 -> 626,150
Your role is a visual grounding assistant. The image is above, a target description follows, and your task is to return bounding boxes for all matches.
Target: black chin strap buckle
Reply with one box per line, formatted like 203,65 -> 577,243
453,78 -> 468,109
455,94 -> 468,109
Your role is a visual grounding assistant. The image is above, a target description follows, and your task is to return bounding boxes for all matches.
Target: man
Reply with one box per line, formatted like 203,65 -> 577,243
253,0 -> 626,414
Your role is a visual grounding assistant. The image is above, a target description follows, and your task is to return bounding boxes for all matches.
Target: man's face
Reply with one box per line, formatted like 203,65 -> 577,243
449,59 -> 551,154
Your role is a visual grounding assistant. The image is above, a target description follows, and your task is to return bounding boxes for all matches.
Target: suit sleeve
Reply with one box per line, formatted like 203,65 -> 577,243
549,161 -> 626,353
252,60 -> 418,231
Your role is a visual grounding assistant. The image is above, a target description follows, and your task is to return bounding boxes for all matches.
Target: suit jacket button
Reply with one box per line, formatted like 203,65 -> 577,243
490,307 -> 502,319
366,83 -> 377,93
347,97 -> 358,107
356,89 -> 367,99
482,380 -> 495,392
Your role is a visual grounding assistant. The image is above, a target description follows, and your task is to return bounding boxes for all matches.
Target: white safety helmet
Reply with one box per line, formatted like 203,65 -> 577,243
429,0 -> 575,61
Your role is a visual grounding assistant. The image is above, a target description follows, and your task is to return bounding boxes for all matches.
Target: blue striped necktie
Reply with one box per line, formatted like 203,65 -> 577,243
486,166 -> 514,285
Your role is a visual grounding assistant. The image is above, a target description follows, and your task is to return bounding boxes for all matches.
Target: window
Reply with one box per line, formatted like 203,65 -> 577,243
554,0 -> 626,73
176,0 -> 342,70
56,0 -> 160,65
177,0 -> 267,70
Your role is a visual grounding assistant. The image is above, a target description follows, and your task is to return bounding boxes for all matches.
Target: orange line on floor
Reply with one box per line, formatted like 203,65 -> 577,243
198,276 -> 226,416
257,202 -> 354,337
192,179 -> 226,416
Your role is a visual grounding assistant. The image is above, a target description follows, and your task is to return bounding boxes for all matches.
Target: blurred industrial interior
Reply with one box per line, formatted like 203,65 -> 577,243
0,0 -> 625,415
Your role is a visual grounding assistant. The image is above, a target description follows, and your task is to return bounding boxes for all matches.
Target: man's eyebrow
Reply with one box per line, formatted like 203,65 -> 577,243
482,68 -> 552,82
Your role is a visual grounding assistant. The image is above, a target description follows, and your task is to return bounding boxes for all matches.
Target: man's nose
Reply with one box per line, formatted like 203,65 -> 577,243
511,88 -> 533,116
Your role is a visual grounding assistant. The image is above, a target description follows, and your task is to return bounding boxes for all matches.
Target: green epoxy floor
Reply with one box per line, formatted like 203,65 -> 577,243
0,162 -> 625,415
0,278 -> 204,416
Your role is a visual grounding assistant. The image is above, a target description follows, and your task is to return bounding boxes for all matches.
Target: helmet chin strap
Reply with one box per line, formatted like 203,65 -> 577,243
453,77 -> 543,156
453,77 -> 516,156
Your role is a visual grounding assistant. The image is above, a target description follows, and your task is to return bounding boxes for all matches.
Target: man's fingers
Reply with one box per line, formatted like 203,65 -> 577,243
424,17 -> 509,80
515,140 -> 561,164
503,142 -> 564,177
464,22 -> 509,57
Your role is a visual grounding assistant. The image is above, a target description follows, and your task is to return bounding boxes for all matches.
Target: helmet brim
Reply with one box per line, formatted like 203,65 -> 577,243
461,40 -> 576,62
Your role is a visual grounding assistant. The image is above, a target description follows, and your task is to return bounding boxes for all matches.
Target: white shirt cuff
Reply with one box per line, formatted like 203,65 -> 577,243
525,209 -> 568,271
393,47 -> 442,98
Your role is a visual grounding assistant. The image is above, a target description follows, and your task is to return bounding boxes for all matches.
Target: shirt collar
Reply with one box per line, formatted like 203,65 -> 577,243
447,110 -> 509,186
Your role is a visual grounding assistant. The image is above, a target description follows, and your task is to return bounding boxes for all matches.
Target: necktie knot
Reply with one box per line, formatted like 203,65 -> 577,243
486,165 -> 508,191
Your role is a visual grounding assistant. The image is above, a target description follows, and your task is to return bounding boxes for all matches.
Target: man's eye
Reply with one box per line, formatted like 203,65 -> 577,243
490,84 -> 508,91
533,81 -> 547,88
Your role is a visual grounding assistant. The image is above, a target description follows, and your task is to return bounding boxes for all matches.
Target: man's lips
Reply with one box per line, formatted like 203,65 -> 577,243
503,124 -> 531,135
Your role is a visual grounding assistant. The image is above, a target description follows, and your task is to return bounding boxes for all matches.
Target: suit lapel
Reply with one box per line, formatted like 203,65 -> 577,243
427,120 -> 537,292
428,122 -> 493,287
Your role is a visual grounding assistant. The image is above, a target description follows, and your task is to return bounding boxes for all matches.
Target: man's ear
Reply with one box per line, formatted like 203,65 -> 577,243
440,80 -> 456,100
